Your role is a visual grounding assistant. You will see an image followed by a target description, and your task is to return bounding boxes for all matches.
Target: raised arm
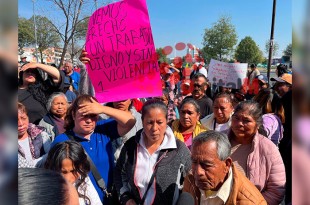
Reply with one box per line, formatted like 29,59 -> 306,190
78,98 -> 136,136
79,48 -> 90,64
21,62 -> 61,84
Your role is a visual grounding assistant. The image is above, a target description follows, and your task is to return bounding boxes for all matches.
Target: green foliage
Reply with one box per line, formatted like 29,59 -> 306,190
262,57 -> 268,64
29,15 -> 60,63
18,17 -> 35,54
156,48 -> 168,63
265,40 -> 279,56
283,43 -> 292,56
202,16 -> 238,62
234,36 -> 264,64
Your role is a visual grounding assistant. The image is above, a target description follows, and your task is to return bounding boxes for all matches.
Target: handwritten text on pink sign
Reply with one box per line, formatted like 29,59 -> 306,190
85,0 -> 161,103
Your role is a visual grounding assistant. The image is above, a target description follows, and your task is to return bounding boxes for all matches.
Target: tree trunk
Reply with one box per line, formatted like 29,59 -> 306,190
40,50 -> 44,64
71,53 -> 74,64
59,41 -> 69,68
71,37 -> 74,63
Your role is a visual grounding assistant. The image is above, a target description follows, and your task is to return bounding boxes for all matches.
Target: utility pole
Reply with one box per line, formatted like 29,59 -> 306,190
32,0 -> 39,62
267,0 -> 277,84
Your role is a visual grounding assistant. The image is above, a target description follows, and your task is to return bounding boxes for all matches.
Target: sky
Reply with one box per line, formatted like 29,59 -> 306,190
19,0 -> 292,58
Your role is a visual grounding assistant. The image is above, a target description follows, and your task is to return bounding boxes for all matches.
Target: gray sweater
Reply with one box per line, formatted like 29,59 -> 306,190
114,129 -> 191,205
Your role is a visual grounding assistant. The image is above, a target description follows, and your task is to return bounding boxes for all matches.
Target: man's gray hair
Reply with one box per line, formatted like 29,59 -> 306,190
192,130 -> 231,161
46,92 -> 68,112
64,60 -> 73,68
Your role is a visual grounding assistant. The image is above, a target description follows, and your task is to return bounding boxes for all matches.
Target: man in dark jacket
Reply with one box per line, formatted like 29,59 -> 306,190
185,73 -> 213,119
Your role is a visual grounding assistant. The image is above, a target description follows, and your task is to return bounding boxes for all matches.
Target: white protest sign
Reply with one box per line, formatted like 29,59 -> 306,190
208,59 -> 248,89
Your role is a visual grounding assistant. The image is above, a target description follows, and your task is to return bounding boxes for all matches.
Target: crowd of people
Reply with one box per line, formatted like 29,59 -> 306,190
18,52 -> 292,205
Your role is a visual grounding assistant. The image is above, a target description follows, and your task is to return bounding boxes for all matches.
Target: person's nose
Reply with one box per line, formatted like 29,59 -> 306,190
183,113 -> 189,119
151,123 -> 159,131
18,118 -> 23,127
84,116 -> 92,123
193,164 -> 205,177
236,119 -> 244,126
65,173 -> 77,184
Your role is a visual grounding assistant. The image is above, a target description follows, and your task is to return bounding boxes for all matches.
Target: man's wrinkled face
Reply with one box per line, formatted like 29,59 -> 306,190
64,63 -> 73,74
191,141 -> 231,191
192,77 -> 207,100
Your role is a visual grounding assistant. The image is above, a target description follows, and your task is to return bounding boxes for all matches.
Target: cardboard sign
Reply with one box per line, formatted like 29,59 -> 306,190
208,59 -> 248,89
85,0 -> 161,103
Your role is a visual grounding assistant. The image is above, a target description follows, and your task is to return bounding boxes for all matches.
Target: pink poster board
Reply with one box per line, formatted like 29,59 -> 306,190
85,0 -> 161,103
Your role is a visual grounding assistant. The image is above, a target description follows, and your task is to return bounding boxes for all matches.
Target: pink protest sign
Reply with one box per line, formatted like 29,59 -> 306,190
84,0 -> 161,103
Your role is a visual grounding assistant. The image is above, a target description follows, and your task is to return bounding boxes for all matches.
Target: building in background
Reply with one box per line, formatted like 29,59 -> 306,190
18,47 -> 72,66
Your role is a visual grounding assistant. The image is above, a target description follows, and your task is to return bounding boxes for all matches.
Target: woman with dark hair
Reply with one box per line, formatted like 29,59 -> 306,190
229,101 -> 286,205
201,92 -> 234,135
18,62 -> 66,124
45,141 -> 101,205
18,102 -> 51,168
276,64 -> 289,77
19,168 -> 79,205
170,98 -> 206,149
253,88 -> 285,146
114,99 -> 191,205
51,94 -> 135,204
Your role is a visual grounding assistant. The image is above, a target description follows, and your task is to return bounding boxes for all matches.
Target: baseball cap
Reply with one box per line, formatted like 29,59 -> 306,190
256,74 -> 268,84
270,73 -> 292,85
20,53 -> 27,59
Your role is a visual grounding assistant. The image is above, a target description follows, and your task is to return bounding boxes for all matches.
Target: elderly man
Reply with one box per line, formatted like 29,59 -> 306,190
63,61 -> 80,91
185,73 -> 213,119
183,130 -> 266,205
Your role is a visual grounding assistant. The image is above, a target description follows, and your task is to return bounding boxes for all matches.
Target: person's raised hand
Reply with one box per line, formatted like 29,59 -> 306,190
79,48 -> 90,64
19,62 -> 39,72
78,97 -> 103,116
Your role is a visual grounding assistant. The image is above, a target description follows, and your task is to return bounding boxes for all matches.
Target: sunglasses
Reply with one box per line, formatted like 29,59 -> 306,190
193,83 -> 205,89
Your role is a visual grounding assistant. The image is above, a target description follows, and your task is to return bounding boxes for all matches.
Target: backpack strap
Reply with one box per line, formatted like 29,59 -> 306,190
65,131 -> 112,198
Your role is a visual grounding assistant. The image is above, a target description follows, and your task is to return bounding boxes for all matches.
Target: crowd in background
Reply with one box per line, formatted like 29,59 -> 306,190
18,53 -> 292,205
